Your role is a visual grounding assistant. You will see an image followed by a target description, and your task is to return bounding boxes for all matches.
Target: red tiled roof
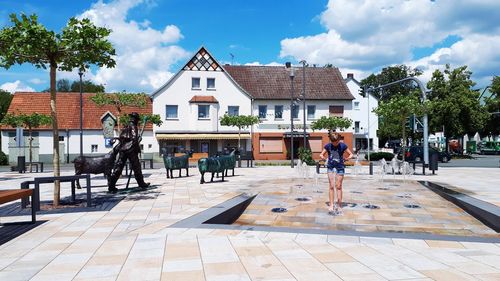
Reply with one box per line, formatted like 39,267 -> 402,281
4,92 -> 153,130
189,95 -> 219,103
224,65 -> 354,100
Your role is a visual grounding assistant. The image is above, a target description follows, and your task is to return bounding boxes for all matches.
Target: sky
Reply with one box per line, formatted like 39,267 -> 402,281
1,0 -> 499,94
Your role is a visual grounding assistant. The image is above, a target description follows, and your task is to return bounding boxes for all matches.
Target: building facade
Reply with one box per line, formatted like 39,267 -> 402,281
151,47 -> 373,160
1,92 -> 156,164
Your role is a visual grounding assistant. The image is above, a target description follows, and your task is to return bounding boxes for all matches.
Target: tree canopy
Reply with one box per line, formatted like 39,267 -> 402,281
0,13 -> 116,206
219,114 -> 259,149
43,78 -> 105,93
0,89 -> 13,122
426,64 -> 488,139
482,76 -> 500,136
310,116 -> 352,133
359,65 -> 423,101
91,92 -> 151,130
1,112 -> 52,163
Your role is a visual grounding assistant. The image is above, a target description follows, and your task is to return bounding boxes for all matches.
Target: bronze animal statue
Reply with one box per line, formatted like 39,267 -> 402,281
73,148 -> 118,189
163,152 -> 191,178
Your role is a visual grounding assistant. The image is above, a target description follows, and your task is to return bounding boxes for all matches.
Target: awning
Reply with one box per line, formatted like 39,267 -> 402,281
156,133 -> 251,140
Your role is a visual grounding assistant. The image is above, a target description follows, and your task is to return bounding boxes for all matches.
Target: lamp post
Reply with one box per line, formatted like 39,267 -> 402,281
78,69 -> 84,157
286,62 -> 295,168
300,60 -> 307,148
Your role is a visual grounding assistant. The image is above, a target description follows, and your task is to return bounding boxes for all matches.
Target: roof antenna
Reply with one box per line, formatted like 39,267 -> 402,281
230,53 -> 234,65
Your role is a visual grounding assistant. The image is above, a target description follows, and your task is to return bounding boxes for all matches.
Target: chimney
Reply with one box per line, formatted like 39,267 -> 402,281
347,73 -> 354,79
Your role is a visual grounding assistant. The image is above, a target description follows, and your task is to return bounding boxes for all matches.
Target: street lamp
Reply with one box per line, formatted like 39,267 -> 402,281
286,62 -> 295,168
78,69 -> 84,157
300,60 -> 307,148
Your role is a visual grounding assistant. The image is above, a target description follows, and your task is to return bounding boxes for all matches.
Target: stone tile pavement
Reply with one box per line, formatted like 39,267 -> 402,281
0,165 -> 499,280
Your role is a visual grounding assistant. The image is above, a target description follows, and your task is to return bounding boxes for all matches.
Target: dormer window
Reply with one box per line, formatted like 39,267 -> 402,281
192,77 -> 200,89
207,78 -> 215,90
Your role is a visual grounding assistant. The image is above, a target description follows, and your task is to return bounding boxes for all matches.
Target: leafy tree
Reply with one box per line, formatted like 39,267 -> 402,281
119,113 -> 163,128
1,112 -> 51,165
91,92 -> 150,131
427,65 -> 488,146
359,65 -> 423,101
482,76 -> 500,136
310,116 -> 352,133
219,114 -> 260,150
0,13 -> 116,206
70,79 -> 105,93
0,89 -> 13,122
373,95 -> 423,161
56,79 -> 71,92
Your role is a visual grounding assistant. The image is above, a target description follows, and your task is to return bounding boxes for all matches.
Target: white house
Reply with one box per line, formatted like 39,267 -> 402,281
1,92 -> 156,164
151,47 -> 376,160
344,73 -> 379,152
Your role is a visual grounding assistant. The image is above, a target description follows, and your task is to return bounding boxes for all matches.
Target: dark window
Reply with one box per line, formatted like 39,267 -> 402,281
192,77 -> 200,89
274,105 -> 283,119
58,136 -> 64,141
307,105 -> 316,120
228,106 -> 239,116
91,144 -> 98,152
292,104 -> 299,119
198,105 -> 210,119
207,78 -> 215,89
329,105 -> 344,117
258,105 -> 267,119
166,105 -> 178,119
355,121 -> 360,133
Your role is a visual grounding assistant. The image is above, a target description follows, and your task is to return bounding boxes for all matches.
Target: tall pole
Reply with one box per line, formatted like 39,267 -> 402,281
290,69 -> 295,168
79,70 -> 83,157
300,60 -> 307,148
366,87 -> 370,162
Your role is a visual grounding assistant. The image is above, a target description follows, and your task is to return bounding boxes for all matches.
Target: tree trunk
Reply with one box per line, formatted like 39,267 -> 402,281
238,127 -> 241,151
28,127 -> 33,168
402,120 -> 406,162
50,64 -> 61,206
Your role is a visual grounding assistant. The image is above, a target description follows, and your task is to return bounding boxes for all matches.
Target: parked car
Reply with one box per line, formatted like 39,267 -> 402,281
397,146 -> 451,163
480,141 -> 500,155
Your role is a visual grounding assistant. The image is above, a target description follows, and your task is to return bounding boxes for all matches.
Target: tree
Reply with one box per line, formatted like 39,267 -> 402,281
482,76 -> 500,136
310,116 -> 353,133
0,89 -> 13,122
43,79 -> 106,93
1,112 -> 51,166
359,65 -> 423,101
373,95 -> 423,161
0,13 -> 116,206
427,65 -> 488,146
70,80 -> 105,93
219,114 -> 260,150
56,79 -> 71,92
91,92 -> 151,131
119,113 -> 163,128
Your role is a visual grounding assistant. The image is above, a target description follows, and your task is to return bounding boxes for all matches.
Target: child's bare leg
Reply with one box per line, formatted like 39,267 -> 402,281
327,172 -> 335,211
336,174 -> 344,212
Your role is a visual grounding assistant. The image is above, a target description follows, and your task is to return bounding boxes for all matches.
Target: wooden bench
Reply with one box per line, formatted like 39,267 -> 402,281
0,189 -> 36,223
189,152 -> 208,163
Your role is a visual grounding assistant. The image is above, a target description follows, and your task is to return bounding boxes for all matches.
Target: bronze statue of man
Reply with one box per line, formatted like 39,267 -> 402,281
108,112 -> 150,193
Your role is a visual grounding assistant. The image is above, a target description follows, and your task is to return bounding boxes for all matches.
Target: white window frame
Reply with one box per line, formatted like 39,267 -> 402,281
274,105 -> 283,120
91,144 -> 98,153
354,101 -> 360,110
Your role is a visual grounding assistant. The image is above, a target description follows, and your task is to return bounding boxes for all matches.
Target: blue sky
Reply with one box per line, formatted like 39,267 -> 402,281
1,0 -> 499,93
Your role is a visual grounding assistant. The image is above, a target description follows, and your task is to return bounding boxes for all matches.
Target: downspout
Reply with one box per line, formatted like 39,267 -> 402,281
66,129 -> 70,163
250,98 -> 254,159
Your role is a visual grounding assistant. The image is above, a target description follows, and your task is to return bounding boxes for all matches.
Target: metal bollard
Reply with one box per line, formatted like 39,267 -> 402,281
369,161 -> 373,175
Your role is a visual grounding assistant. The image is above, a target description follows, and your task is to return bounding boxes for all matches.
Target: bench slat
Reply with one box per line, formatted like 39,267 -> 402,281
0,189 -> 33,205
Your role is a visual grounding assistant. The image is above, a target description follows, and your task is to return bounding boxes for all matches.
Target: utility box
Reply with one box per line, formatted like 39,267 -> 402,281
466,141 -> 477,154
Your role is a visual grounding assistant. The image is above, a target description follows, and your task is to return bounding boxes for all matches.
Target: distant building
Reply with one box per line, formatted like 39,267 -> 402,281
1,92 -> 155,164
152,47 -> 376,160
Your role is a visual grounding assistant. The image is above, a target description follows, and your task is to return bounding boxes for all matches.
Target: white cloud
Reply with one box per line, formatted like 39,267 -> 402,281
280,0 -> 500,85
1,80 -> 35,93
28,78 -> 45,85
77,0 -> 190,92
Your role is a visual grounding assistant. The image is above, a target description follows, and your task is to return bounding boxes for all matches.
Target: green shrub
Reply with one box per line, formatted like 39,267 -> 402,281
364,152 -> 394,161
0,151 -> 8,165
297,147 -> 316,165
